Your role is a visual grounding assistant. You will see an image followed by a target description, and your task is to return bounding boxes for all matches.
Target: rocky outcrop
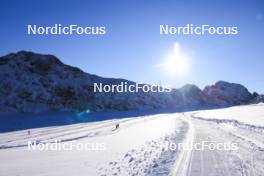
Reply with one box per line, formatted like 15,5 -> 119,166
203,81 -> 254,106
0,51 -> 262,113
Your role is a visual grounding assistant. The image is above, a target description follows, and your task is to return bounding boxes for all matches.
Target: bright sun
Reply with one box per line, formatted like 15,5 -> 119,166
156,42 -> 189,77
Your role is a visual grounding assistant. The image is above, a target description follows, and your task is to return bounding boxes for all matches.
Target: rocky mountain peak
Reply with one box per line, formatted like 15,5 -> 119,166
0,51 -> 263,113
203,81 -> 253,106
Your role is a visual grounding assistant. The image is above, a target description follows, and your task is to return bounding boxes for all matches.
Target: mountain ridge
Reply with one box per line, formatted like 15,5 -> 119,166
0,51 -> 262,113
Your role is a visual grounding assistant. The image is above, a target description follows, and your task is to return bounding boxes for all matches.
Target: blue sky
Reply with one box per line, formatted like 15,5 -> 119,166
0,0 -> 263,93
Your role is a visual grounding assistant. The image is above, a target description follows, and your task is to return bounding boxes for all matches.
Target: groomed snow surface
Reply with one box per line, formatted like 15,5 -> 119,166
194,103 -> 264,127
0,104 -> 264,176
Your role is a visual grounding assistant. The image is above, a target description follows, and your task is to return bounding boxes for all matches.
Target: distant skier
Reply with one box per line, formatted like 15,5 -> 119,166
27,130 -> 31,135
115,123 -> 119,130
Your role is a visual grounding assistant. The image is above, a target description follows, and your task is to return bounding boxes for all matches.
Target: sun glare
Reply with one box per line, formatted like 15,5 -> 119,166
156,42 -> 190,77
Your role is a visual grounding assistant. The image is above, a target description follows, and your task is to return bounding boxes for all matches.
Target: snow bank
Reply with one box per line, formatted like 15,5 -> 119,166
194,103 -> 264,127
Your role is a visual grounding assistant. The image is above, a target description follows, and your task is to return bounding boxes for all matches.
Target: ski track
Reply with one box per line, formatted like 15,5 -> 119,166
98,116 -> 189,176
171,114 -> 195,176
0,115 -> 162,149
0,108 -> 264,176
0,118 -> 137,144
185,112 -> 264,176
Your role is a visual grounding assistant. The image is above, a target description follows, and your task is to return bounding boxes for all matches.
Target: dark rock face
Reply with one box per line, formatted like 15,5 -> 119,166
203,81 -> 254,106
0,51 -> 262,113
178,84 -> 209,107
251,95 -> 264,104
0,51 -> 96,112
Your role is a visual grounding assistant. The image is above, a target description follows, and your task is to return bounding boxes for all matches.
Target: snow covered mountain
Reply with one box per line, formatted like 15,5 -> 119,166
203,81 -> 255,106
0,51 -> 262,113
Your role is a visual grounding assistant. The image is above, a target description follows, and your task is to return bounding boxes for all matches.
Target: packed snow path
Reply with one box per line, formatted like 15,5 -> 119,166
0,114 -> 188,176
178,113 -> 264,176
0,104 -> 264,176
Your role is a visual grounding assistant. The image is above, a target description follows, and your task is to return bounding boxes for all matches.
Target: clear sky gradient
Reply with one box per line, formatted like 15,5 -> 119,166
0,0 -> 263,93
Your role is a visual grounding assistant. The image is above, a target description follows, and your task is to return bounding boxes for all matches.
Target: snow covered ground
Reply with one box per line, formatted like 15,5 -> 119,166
194,103 -> 264,127
0,114 -> 187,176
0,104 -> 264,176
